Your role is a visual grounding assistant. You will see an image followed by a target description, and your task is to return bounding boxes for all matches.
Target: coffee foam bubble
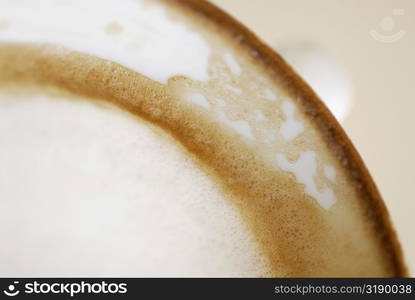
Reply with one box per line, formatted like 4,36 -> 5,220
0,0 -> 401,276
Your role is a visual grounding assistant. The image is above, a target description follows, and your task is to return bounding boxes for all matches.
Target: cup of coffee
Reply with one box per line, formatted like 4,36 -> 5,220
0,0 -> 406,277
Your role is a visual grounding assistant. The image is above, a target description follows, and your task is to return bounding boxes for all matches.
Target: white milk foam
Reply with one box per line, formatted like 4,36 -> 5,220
223,52 -> 242,75
0,0 -> 209,83
218,112 -> 254,140
186,92 -> 211,109
324,165 -> 336,182
0,90 -> 266,276
276,151 -> 336,210
280,100 -> 304,141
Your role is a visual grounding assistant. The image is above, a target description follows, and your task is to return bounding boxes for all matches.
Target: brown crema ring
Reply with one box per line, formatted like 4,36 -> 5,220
172,0 -> 407,276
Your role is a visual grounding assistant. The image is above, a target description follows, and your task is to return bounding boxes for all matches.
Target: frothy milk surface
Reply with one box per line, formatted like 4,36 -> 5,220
0,0 -> 403,276
0,88 -> 266,276
0,0 -> 209,83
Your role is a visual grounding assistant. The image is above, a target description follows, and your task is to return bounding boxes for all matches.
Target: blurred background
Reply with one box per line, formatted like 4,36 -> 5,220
211,0 -> 415,274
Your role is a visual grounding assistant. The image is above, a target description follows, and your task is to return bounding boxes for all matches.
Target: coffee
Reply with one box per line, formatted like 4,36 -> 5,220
0,0 -> 406,276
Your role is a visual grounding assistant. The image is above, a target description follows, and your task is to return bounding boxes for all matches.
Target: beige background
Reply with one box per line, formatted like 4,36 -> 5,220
211,0 -> 415,274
